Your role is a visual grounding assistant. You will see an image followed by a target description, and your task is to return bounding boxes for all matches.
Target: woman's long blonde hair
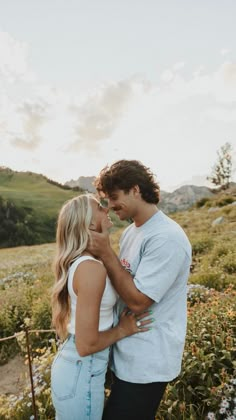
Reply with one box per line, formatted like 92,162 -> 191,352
51,194 -> 93,340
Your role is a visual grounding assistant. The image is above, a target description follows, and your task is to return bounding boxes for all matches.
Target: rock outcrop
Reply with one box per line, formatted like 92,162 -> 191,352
159,185 -> 214,213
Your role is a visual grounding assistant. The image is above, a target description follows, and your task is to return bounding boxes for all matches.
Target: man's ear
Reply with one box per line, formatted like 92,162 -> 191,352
133,185 -> 140,195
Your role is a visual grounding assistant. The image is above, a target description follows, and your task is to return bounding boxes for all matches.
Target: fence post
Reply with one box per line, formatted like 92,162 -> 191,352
25,327 -> 38,420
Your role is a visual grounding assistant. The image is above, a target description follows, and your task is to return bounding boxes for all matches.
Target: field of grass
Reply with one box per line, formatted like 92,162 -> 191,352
0,189 -> 235,419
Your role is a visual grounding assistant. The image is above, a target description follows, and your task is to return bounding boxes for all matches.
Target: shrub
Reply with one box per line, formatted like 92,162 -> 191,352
222,253 -> 236,274
190,272 -> 235,291
210,245 -> 229,265
215,196 -> 235,207
192,238 -> 214,256
195,197 -> 211,208
30,299 -> 54,352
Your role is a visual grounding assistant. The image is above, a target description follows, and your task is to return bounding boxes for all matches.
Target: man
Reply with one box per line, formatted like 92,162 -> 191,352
89,159 -> 192,420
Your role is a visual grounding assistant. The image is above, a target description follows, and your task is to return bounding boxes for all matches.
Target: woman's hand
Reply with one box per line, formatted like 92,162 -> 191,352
117,308 -> 154,338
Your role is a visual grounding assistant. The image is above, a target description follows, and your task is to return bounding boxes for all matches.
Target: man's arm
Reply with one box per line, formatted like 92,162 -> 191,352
89,227 -> 154,313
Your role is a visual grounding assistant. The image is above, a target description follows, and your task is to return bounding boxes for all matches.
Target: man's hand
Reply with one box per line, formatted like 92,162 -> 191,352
88,219 -> 112,259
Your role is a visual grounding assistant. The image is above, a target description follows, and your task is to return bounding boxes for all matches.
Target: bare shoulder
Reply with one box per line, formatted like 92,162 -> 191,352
73,259 -> 106,295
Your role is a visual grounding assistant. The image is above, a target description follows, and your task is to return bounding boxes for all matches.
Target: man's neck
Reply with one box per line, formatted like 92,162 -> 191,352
133,204 -> 159,227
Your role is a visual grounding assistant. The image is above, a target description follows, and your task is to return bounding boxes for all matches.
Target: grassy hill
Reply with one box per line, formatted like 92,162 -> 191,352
0,167 -> 127,247
0,167 -> 81,217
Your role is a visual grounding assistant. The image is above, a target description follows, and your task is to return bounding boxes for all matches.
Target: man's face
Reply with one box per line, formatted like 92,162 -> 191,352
106,189 -> 136,220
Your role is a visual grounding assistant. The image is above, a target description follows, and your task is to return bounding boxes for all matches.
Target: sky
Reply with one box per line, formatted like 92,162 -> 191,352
0,0 -> 236,192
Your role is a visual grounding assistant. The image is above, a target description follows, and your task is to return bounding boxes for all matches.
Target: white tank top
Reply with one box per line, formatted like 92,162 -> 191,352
67,255 -> 117,334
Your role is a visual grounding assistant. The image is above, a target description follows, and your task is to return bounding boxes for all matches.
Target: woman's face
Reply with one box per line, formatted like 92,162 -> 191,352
89,198 -> 113,233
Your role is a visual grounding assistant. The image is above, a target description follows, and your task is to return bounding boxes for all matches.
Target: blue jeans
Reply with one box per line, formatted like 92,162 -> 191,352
51,334 -> 110,420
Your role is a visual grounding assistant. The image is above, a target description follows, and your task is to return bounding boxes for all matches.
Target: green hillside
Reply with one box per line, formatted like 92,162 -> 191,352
0,167 -> 127,248
0,167 -> 81,217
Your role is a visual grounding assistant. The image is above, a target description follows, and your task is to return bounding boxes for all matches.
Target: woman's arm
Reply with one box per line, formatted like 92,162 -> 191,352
74,260 -> 151,357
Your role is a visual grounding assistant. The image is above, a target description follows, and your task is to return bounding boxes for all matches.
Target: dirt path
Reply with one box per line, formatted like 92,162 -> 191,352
0,354 -> 29,395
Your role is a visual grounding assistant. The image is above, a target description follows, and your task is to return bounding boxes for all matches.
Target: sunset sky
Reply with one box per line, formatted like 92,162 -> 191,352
0,0 -> 236,191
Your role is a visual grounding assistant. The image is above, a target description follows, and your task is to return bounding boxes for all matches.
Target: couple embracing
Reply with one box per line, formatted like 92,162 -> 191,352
51,159 -> 192,420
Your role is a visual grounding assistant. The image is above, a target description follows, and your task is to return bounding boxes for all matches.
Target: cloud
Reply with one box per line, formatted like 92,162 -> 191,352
157,62 -> 236,105
68,78 -> 139,152
220,48 -> 231,56
160,69 -> 174,83
220,62 -> 236,85
213,62 -> 236,103
173,62 -> 185,71
0,31 -> 34,83
205,106 -> 236,123
10,101 -> 48,150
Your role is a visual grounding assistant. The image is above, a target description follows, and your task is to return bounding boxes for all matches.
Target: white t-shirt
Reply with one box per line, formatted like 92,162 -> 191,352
67,255 -> 117,334
111,210 -> 192,383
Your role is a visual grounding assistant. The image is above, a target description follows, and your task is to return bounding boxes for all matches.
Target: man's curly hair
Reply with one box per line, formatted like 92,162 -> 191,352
94,160 -> 160,204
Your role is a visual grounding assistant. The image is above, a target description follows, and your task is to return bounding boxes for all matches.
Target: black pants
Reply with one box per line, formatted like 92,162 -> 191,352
102,374 -> 168,420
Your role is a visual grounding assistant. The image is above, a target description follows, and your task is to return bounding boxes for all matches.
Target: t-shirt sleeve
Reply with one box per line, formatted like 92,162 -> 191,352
133,237 -> 188,303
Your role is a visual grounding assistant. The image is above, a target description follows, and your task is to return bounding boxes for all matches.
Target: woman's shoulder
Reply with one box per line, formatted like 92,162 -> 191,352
71,253 -> 101,266
71,254 -> 107,295
74,254 -> 106,276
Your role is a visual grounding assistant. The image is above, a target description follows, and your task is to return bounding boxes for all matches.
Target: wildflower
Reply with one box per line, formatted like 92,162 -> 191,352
219,407 -> 226,414
34,386 -> 41,395
207,413 -> 216,420
221,399 -> 230,408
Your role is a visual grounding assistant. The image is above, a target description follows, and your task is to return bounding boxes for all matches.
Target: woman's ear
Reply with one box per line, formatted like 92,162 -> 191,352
89,222 -> 96,231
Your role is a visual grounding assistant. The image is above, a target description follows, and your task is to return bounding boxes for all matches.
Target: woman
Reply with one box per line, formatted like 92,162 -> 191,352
51,194 -> 152,420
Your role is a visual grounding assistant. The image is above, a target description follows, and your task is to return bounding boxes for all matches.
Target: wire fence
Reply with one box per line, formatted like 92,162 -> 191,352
0,328 -> 56,420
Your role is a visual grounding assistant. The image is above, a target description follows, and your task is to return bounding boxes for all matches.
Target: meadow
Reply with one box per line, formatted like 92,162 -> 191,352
0,190 -> 235,419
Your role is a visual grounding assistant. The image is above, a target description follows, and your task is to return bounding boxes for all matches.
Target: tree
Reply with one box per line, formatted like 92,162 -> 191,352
207,142 -> 233,189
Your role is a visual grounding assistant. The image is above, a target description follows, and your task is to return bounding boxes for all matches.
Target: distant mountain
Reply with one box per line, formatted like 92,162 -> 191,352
65,176 -> 96,193
166,174 -> 212,192
159,185 -> 214,213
